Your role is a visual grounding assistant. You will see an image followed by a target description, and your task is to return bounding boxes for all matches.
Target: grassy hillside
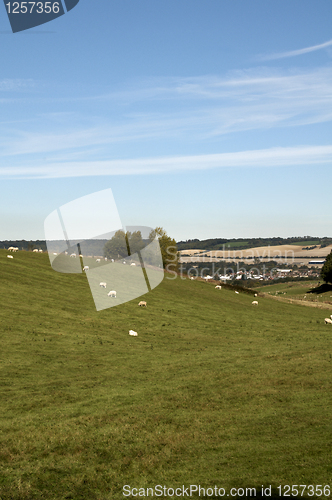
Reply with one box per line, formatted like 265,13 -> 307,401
256,281 -> 332,305
0,250 -> 331,499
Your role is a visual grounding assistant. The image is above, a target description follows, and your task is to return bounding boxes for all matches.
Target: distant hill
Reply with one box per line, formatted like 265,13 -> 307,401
177,236 -> 332,252
1,236 -> 332,254
0,239 -> 108,256
0,239 -> 148,257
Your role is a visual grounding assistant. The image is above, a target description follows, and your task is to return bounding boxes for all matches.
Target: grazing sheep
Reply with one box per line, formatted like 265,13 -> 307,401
108,290 -> 116,298
138,301 -> 147,307
254,293 -> 258,297
129,330 -> 138,336
235,291 -> 239,294
7,255 -> 13,259
96,258 -> 101,263
130,263 -> 136,266
330,315 -> 332,320
33,249 -> 39,252
252,301 -> 258,306
99,282 -> 107,288
70,253 -> 76,258
215,285 -> 221,290
83,266 -> 89,271
324,318 -> 332,324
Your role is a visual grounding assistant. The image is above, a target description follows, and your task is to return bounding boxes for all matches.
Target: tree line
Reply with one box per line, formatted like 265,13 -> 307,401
103,227 -> 178,270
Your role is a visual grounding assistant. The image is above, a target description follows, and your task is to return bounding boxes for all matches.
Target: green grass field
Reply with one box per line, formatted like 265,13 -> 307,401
0,250 -> 331,499
256,281 -> 332,305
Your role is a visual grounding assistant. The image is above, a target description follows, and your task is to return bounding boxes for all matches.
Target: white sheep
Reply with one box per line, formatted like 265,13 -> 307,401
96,258 -> 101,263
252,301 -> 258,306
108,290 -> 116,298
99,282 -> 107,288
324,318 -> 332,324
129,330 -> 138,336
235,291 -> 239,294
215,285 -> 221,290
7,255 -> 13,259
138,301 -> 147,307
83,266 -> 89,271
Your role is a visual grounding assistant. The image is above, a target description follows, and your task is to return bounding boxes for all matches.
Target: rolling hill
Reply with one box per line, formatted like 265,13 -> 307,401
0,249 -> 331,499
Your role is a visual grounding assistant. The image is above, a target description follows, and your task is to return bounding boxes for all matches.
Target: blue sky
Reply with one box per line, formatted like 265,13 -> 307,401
0,0 -> 331,241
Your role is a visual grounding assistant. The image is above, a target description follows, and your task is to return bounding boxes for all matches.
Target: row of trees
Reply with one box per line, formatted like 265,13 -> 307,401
103,227 -> 179,270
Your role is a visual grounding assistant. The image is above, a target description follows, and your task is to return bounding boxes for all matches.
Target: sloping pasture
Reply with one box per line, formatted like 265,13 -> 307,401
257,281 -> 332,305
0,250 -> 331,499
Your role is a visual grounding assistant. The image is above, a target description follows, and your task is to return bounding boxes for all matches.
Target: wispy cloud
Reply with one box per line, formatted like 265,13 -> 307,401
0,78 -> 35,91
1,146 -> 332,179
1,66 -> 332,159
85,66 -> 332,104
257,39 -> 332,61
1,67 -> 332,181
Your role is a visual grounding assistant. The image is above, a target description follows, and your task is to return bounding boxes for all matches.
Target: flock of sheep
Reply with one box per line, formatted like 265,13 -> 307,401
4,248 -> 332,327
213,282 -> 332,324
82,258 -> 138,300
215,284 -> 259,305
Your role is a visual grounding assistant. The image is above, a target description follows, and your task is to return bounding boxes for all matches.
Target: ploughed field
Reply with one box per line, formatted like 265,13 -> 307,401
0,250 -> 331,499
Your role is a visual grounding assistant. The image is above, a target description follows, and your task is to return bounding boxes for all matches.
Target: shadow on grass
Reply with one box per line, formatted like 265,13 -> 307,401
308,282 -> 332,294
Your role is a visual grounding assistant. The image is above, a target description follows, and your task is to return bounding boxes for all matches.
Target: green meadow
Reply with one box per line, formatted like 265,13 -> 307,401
0,250 -> 331,499
257,281 -> 332,305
